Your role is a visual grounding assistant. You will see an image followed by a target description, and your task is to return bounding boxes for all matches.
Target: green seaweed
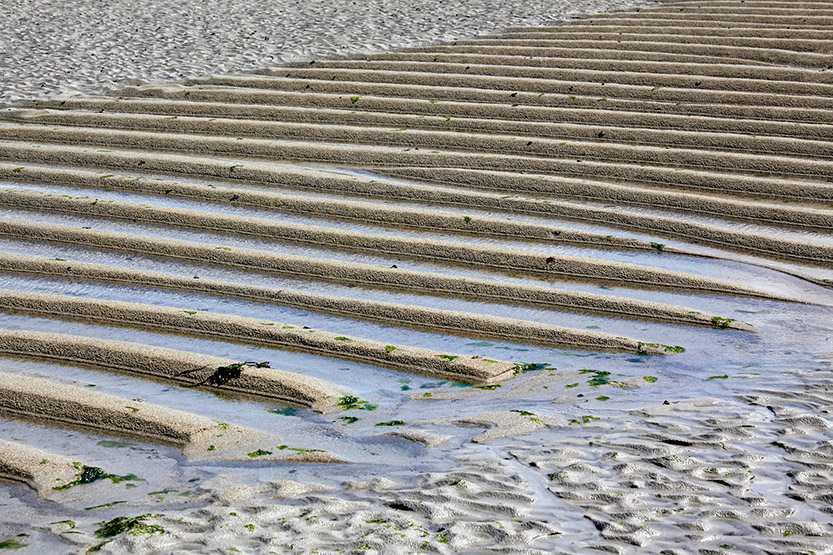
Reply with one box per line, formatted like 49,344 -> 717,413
385,345 -> 397,353
514,362 -> 551,374
334,336 -> 351,342
54,464 -> 140,491
637,342 -> 685,355
474,384 -> 501,390
708,375 -> 729,380
375,420 -> 405,427
337,395 -> 378,411
650,242 -> 665,253
0,539 -> 27,550
229,164 -> 243,172
247,449 -> 273,458
266,408 -> 298,416
463,216 -> 472,223
85,501 -> 127,511
96,440 -> 135,448
338,416 -> 358,424
350,96 -> 361,104
94,514 -> 163,539
596,395 -> 610,401
643,376 -> 658,383
710,316 -> 736,330
510,410 -> 535,416
569,415 -> 600,425
435,354 -> 459,363
276,445 -> 323,453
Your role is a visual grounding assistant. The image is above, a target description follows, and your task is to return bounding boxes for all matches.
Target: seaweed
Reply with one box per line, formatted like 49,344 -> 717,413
54,464 -> 140,491
94,514 -> 164,539
266,408 -> 298,416
178,361 -> 270,387
0,539 -> 27,550
710,316 -> 736,330
338,416 -> 358,424
247,449 -> 273,458
643,376 -> 658,383
514,362 -> 551,374
375,420 -> 405,427
435,354 -> 459,363
650,242 -> 665,253
385,345 -> 397,353
337,396 -> 378,411
637,342 -> 685,355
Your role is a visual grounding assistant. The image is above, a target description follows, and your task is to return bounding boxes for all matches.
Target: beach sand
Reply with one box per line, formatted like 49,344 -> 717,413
0,0 -> 832,553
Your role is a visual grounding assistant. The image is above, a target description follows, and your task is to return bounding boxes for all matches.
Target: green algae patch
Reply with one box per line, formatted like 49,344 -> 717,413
0,539 -> 27,550
514,362 -> 551,374
94,514 -> 164,539
96,440 -> 135,448
375,420 -> 405,427
338,395 -> 378,411
637,342 -> 685,355
247,449 -> 273,458
53,464 -> 141,491
643,376 -> 658,383
711,316 -> 736,330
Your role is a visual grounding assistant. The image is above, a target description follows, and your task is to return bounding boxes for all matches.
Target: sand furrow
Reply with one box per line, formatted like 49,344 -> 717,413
576,15 -> 833,27
0,188 -> 678,261
8,108 -> 833,170
3,123 -> 833,187
646,5 -> 833,15
0,216 -> 785,304
498,26 -> 833,39
460,33 -> 832,52
201,71 -> 833,109
0,329 -> 346,411
5,161 -> 832,239
11,103 -> 833,159
0,162 -> 667,252
122,83 -> 833,124
0,289 -> 678,365
590,12 -> 833,23
309,60 -> 833,95
0,216 -> 791,298
365,52 -> 833,84
0,371 -> 345,462
372,168 -> 833,232
408,43 -> 780,66
0,252 -> 755,331
30,96 -> 829,142
2,154 -> 830,266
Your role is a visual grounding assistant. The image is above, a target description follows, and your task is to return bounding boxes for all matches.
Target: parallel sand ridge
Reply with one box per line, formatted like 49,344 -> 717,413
0,0 -> 831,507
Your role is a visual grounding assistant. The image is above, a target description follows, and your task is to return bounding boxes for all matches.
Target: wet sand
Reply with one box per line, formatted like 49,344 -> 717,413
0,0 -> 832,553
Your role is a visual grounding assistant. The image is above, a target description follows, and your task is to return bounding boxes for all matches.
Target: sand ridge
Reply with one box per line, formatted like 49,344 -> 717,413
0,329 -> 348,412
0,371 -> 346,462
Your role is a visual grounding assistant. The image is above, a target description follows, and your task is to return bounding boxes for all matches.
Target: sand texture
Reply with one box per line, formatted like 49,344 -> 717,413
0,0 -> 832,553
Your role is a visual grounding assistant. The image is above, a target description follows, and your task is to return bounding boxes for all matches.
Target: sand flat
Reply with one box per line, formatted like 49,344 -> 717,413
0,0 -> 831,553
